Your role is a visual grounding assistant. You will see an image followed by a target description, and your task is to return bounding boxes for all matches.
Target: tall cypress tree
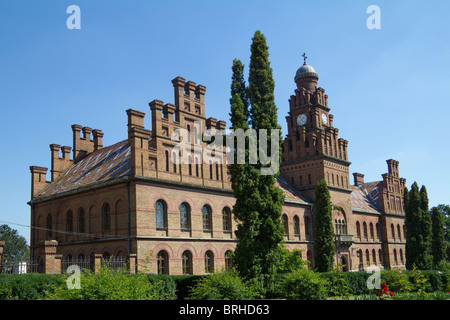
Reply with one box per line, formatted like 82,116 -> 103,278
405,182 -> 421,269
313,179 -> 335,272
431,206 -> 447,267
231,31 -> 285,292
419,186 -> 433,269
230,59 -> 250,123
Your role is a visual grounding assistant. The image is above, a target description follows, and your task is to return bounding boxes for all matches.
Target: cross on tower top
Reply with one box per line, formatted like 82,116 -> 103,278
302,52 -> 307,64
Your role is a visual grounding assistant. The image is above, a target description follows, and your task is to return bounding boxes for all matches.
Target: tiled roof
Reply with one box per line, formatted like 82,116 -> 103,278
37,140 -> 131,198
275,175 -> 311,204
350,181 -> 383,213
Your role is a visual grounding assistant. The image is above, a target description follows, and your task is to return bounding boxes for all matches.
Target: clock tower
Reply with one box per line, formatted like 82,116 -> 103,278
281,55 -> 351,205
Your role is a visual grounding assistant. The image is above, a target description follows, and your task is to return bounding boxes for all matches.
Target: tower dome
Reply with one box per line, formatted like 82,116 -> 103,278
294,63 -> 319,81
295,53 -> 318,91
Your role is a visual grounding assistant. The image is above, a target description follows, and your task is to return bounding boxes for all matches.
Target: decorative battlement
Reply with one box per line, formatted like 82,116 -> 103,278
72,124 -> 103,162
290,86 -> 329,109
380,159 -> 406,215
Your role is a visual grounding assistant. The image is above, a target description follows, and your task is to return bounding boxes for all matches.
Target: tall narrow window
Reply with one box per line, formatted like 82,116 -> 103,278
397,224 -> 401,241
305,217 -> 311,240
186,124 -> 191,143
282,214 -> 289,237
222,207 -> 231,233
202,205 -> 212,232
308,174 -> 311,185
78,208 -> 85,234
182,250 -> 193,275
299,175 -> 303,186
180,203 -> 190,231
165,150 -> 169,172
155,200 -> 166,230
293,215 -> 300,237
188,155 -> 192,176
173,152 -> 177,173
225,250 -> 233,269
356,221 -> 361,239
215,163 -> 219,180
363,222 -> 368,240
204,250 -> 214,273
157,250 -> 169,274
370,222 -> 374,240
46,214 -> 52,239
102,203 -> 110,232
66,210 -> 73,234
209,161 -> 213,179
195,160 -> 199,177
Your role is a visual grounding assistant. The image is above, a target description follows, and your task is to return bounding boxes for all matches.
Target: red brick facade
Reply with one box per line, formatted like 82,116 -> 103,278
28,63 -> 406,274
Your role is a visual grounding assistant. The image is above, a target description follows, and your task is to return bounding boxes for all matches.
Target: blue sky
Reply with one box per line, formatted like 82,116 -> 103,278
1,0 -> 449,244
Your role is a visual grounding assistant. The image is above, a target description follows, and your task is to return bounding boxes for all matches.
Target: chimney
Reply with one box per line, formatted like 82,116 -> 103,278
353,172 -> 365,186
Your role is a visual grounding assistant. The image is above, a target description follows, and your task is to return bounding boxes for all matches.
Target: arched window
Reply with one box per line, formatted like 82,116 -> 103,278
391,224 -> 395,241
222,207 -> 232,233
66,210 -> 73,234
215,163 -> 219,180
195,158 -> 199,177
365,249 -> 370,266
393,249 -> 398,265
102,203 -> 111,232
304,217 -> 311,240
400,249 -> 404,264
376,223 -> 381,240
173,152 -> 177,173
403,225 -> 406,240
225,250 -> 233,269
209,161 -> 213,180
204,250 -> 214,273
155,200 -> 167,230
186,124 -> 191,143
363,222 -> 368,240
282,214 -> 289,237
165,150 -> 169,172
188,155 -> 192,176
372,249 -> 376,266
378,249 -> 383,266
46,214 -> 52,239
293,216 -> 300,237
356,221 -> 361,239
397,224 -> 401,241
157,250 -> 169,275
182,250 -> 193,275
78,208 -> 85,234
202,205 -> 212,232
369,222 -> 374,240
180,203 -> 190,231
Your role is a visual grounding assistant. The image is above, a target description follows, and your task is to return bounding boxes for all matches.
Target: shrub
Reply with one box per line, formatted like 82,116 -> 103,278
145,274 -> 177,300
187,270 -> 259,300
282,269 -> 328,300
44,264 -> 167,300
0,274 -> 65,300
172,275 -> 204,300
381,269 -> 411,293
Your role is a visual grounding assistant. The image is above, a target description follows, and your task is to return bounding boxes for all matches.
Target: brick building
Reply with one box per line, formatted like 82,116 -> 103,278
28,60 -> 406,274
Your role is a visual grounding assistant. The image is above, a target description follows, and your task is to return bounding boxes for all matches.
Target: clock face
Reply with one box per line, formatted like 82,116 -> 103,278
297,113 -> 307,126
321,113 -> 328,125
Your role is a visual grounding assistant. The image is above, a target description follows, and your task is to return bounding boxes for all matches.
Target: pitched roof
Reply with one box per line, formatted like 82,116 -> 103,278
37,140 -> 131,198
275,175 -> 311,204
350,181 -> 383,213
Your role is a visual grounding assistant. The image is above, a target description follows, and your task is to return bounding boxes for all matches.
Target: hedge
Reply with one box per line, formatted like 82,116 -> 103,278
0,274 -> 65,300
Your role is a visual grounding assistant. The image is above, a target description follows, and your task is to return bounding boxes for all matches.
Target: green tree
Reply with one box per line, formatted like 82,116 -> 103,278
0,224 -> 29,260
231,31 -> 285,294
230,58 -> 250,123
313,179 -> 335,272
405,183 -> 433,269
419,185 -> 433,269
431,206 -> 447,267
